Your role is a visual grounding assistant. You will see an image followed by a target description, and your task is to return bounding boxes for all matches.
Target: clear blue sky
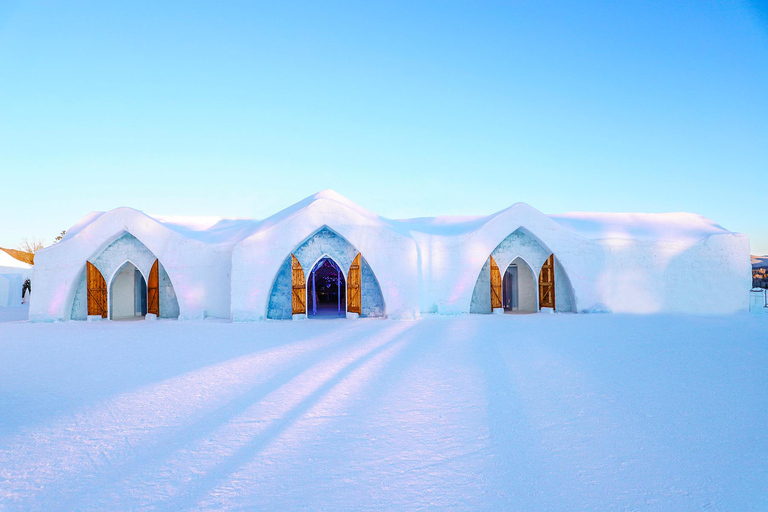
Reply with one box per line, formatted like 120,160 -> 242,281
1,1 -> 767,253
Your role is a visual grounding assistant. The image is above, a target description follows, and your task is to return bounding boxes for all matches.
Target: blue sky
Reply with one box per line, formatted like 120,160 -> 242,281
1,1 -> 767,253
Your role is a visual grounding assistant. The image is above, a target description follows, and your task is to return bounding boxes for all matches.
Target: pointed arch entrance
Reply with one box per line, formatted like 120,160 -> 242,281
501,258 -> 538,313
110,261 -> 147,320
469,228 -> 575,313
70,232 -> 180,320
266,227 -> 385,319
307,257 -> 346,318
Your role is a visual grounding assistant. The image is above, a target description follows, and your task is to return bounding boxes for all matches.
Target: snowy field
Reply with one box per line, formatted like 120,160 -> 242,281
0,313 -> 766,511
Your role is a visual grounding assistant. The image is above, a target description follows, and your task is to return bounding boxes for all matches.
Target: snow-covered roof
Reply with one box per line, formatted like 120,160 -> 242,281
61,209 -> 261,247
58,190 -> 738,248
0,250 -> 32,270
392,206 -> 733,243
548,212 -> 732,243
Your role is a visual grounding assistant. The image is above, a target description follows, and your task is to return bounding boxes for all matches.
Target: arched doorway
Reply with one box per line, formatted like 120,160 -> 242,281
265,227 -> 386,320
307,257 -> 346,318
70,233 -> 181,320
470,228 -> 575,313
502,264 -> 518,311
502,258 -> 537,313
110,262 -> 147,320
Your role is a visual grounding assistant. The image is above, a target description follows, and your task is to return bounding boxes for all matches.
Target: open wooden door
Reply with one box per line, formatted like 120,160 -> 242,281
148,259 -> 159,316
490,256 -> 502,310
539,254 -> 555,309
348,253 -> 361,314
291,254 -> 306,315
86,261 -> 107,318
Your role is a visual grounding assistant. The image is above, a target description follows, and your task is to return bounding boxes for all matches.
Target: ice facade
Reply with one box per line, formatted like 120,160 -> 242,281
29,190 -> 751,322
470,228 -> 574,313
267,227 -> 385,319
65,233 -> 180,320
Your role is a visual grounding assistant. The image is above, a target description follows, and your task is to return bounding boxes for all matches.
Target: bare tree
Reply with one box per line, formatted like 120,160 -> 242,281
53,230 -> 67,244
18,237 -> 45,254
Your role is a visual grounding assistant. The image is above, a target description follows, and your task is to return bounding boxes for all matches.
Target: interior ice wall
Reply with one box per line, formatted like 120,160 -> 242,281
110,264 -> 138,319
512,257 -> 538,312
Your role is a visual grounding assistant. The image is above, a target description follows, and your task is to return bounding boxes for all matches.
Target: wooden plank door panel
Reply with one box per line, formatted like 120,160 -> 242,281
539,254 -> 555,309
490,256 -> 502,310
86,261 -> 107,318
291,254 -> 306,315
348,253 -> 361,314
148,259 -> 159,316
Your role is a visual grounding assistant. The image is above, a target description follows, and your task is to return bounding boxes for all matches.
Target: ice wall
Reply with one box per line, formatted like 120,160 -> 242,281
595,233 -> 751,314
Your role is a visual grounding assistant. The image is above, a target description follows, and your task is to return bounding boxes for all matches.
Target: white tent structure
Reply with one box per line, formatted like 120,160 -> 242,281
0,251 -> 32,308
30,190 -> 751,322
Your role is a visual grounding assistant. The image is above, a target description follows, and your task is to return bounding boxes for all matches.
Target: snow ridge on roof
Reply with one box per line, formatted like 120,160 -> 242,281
59,191 -> 738,247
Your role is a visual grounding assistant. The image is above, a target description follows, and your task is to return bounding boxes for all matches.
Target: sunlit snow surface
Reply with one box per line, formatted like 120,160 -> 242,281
0,314 -> 766,511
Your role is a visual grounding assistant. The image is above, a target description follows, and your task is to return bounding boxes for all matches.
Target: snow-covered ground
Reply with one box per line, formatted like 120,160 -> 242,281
0,313 -> 766,511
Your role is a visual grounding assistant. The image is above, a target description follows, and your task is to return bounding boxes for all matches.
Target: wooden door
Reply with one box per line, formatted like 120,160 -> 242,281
291,254 -> 306,315
539,254 -> 555,309
86,261 -> 107,318
148,259 -> 159,316
348,253 -> 361,314
490,256 -> 502,310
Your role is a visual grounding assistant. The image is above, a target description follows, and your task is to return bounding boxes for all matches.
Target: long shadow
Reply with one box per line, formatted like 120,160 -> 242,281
159,321 -> 419,511
53,320 -> 381,509
331,318 -> 447,421
0,320 -> 350,437
471,332 -> 557,510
